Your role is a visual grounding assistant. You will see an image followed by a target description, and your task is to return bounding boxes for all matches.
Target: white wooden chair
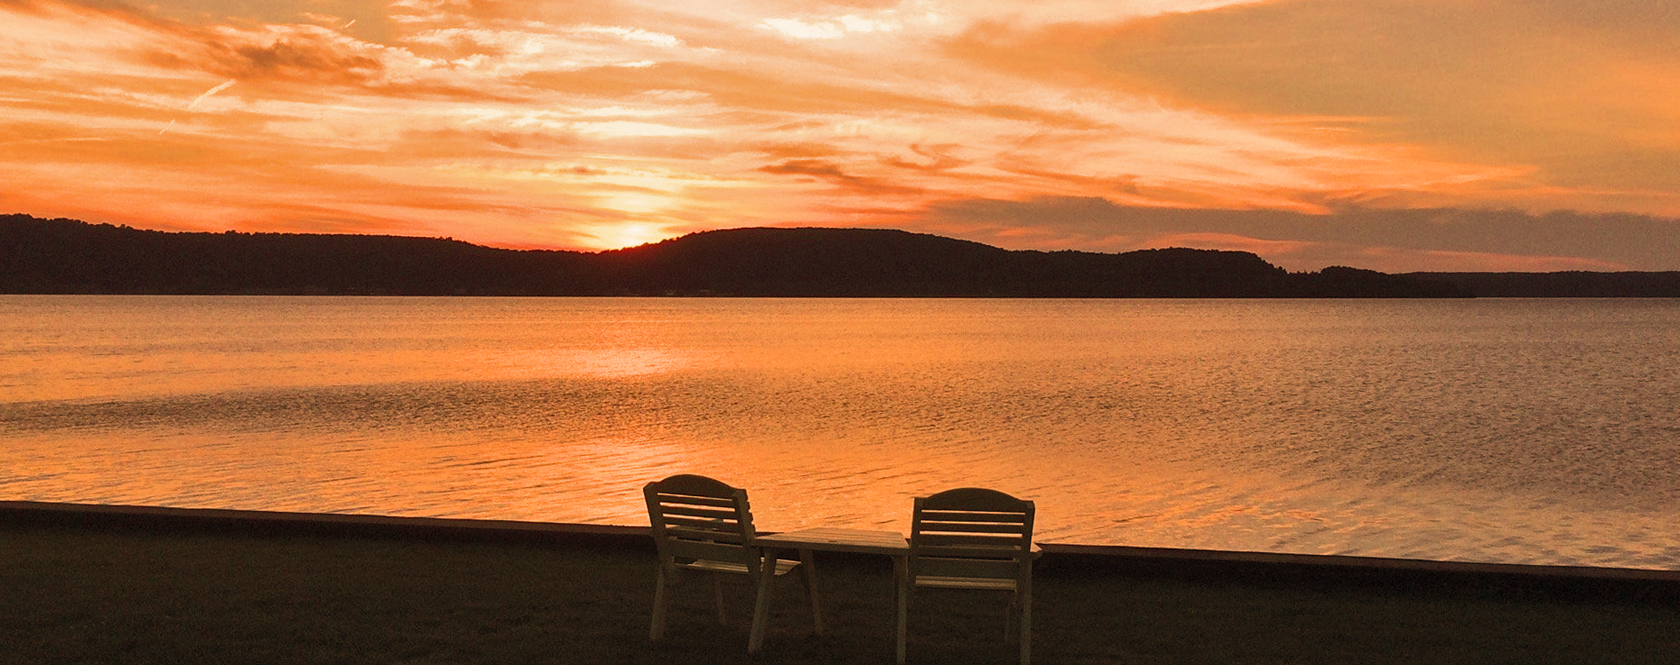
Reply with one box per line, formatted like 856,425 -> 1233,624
898,487 -> 1036,665
643,473 -> 813,651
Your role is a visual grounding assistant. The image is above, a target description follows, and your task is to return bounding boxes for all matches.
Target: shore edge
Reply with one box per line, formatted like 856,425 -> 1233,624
7,500 -> 1678,602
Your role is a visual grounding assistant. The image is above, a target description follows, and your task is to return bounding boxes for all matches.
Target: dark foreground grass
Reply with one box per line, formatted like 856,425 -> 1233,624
5,522 -> 1680,665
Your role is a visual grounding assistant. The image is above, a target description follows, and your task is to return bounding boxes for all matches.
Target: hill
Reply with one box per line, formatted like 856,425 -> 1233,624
2,213 -> 1469,297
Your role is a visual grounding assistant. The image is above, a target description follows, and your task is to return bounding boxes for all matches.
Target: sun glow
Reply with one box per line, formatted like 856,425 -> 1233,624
587,222 -> 677,250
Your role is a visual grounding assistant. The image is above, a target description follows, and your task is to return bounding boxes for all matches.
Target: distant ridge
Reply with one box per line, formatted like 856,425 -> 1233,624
0,213 -> 1493,297
1405,271 -> 1680,298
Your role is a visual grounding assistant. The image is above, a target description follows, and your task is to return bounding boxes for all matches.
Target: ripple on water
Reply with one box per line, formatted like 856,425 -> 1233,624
5,297 -> 1680,569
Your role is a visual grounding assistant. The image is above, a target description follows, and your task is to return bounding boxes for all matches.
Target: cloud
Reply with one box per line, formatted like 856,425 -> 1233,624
881,143 -> 969,172
210,28 -> 384,83
760,12 -> 909,40
760,18 -> 848,40
760,158 -> 924,197
920,195 -> 1680,272
944,0 -> 1680,211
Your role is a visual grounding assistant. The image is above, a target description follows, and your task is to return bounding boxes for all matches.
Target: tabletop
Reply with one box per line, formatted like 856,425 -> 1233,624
755,527 -> 909,556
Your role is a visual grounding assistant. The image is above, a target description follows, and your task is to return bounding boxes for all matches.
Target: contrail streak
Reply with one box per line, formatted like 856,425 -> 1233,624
162,79 -> 238,135
187,79 -> 237,111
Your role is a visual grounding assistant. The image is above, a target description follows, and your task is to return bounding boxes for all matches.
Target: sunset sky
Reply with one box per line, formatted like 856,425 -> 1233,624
4,0 -> 1678,272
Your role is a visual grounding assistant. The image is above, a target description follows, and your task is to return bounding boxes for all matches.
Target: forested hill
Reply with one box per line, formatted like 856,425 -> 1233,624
2,213 -> 1470,297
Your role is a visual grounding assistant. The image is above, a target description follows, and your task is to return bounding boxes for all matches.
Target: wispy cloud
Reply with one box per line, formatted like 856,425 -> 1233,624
761,158 -> 924,197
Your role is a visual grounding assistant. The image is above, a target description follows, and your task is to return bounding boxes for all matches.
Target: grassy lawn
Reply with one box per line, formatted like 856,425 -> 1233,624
4,521 -> 1679,664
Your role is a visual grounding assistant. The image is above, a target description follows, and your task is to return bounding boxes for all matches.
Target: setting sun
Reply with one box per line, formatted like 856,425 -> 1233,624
588,220 -> 677,250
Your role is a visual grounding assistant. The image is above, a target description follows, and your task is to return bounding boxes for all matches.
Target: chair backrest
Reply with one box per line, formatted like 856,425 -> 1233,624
910,487 -> 1035,581
645,474 -> 762,574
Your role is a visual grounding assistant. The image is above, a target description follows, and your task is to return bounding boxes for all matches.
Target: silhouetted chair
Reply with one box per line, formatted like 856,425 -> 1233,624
898,487 -> 1036,665
644,473 -> 813,651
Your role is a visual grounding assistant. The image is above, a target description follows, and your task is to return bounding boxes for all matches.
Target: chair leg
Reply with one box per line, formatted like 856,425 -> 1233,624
895,558 -> 909,665
712,572 -> 728,624
749,553 -> 778,654
1020,578 -> 1033,665
650,566 -> 669,641
1005,593 -> 1019,643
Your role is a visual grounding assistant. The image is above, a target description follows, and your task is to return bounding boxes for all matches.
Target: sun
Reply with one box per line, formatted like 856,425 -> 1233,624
591,222 -> 678,250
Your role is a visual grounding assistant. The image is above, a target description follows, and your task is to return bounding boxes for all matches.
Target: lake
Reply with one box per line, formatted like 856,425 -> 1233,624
3,296 -> 1678,569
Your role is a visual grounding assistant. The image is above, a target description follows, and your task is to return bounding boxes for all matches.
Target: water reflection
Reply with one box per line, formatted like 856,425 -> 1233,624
486,348 -> 696,380
4,296 -> 1680,569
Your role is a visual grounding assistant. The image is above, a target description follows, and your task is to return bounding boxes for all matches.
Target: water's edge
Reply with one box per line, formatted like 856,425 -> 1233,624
7,500 -> 1677,602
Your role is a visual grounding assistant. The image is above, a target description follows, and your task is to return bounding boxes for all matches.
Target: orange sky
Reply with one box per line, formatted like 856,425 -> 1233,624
3,0 -> 1678,272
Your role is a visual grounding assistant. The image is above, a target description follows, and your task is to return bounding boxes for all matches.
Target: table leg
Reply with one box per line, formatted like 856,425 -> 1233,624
801,548 -> 824,634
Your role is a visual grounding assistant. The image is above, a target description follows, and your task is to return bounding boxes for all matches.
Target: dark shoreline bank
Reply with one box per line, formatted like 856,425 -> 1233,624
12,499 -> 1680,664
8,500 -> 1678,604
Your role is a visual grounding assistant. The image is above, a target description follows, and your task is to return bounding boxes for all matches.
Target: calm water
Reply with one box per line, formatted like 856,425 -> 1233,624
4,296 -> 1679,569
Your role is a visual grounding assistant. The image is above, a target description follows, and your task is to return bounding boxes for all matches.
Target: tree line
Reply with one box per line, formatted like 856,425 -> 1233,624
21,213 -> 1655,298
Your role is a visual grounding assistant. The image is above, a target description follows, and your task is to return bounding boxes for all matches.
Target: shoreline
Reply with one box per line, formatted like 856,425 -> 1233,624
8,499 -> 1679,603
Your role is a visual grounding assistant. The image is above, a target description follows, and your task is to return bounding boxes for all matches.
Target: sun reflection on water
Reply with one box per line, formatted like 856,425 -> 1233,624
485,348 -> 696,380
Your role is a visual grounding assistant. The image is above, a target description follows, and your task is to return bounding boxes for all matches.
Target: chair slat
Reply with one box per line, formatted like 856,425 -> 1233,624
916,546 -> 1024,561
917,545 -> 1022,558
657,504 -> 741,519
916,554 -> 1023,579
667,538 -> 759,566
918,532 -> 1025,546
915,575 -> 1017,591
917,521 -> 1029,534
918,510 -> 1030,524
653,493 -> 739,508
681,557 -> 800,577
661,513 -> 742,530
677,559 -> 753,575
660,511 -> 742,526
916,535 -> 1021,548
666,527 -> 749,544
